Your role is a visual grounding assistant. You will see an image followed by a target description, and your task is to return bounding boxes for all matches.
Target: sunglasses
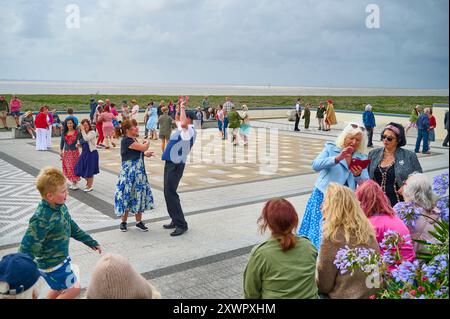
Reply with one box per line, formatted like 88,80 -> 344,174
349,123 -> 366,132
381,135 -> 396,142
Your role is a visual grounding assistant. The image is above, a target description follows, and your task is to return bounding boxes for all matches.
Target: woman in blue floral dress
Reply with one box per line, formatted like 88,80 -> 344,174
299,123 -> 370,250
115,120 -> 155,232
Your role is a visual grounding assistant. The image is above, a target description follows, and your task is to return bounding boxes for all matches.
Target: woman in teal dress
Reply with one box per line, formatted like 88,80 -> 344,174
146,104 -> 158,140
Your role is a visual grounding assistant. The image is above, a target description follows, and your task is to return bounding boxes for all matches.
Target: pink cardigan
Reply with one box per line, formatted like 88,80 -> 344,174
369,214 -> 416,265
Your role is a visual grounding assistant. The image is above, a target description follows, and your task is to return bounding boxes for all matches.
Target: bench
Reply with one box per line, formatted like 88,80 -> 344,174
287,110 -> 296,121
13,127 -> 62,139
202,120 -> 218,129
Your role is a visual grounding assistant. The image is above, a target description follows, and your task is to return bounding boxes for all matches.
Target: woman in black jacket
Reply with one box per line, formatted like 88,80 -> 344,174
368,122 -> 422,206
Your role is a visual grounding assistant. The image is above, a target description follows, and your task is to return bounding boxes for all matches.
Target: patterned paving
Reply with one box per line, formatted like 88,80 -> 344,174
52,127 -> 326,192
0,159 -> 113,246
52,124 -> 437,193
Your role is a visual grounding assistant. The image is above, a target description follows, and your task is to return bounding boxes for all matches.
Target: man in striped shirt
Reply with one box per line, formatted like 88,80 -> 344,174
223,97 -> 234,140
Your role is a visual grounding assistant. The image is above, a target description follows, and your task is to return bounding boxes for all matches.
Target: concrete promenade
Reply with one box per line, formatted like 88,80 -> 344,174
0,119 -> 448,299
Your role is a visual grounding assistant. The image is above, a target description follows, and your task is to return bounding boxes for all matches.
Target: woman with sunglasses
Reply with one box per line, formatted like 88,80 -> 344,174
368,122 -> 422,207
298,123 -> 369,250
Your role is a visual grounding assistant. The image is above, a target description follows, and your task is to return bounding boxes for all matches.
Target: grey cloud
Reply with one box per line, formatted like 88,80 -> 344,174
0,0 -> 447,89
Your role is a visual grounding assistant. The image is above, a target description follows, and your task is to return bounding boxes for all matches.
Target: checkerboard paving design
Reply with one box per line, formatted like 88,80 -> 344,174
0,159 -> 113,245
50,128 -> 376,192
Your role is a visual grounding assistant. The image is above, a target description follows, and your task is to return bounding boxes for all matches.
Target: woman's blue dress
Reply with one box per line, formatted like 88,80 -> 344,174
75,138 -> 99,178
146,107 -> 158,130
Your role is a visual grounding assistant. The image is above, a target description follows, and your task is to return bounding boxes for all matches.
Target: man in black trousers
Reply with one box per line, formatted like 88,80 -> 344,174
294,98 -> 302,131
161,98 -> 196,236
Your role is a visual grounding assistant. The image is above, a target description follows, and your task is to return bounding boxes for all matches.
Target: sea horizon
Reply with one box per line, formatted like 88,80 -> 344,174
0,80 -> 448,97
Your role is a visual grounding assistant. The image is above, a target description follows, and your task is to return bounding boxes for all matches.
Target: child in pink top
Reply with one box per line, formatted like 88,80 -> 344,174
356,180 -> 415,266
98,106 -> 116,149
9,95 -> 22,127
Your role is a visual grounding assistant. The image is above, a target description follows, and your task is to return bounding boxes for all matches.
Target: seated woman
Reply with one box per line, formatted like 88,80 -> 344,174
316,183 -> 380,299
355,180 -> 415,266
51,109 -> 62,135
395,173 -> 441,252
20,111 -> 35,138
243,198 -> 318,299
87,253 -> 161,299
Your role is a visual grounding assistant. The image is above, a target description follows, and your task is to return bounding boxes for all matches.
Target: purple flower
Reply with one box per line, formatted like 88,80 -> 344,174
422,254 -> 449,284
393,201 -> 424,229
436,196 -> 449,222
433,171 -> 449,197
334,246 -> 379,275
380,231 -> 413,266
391,260 -> 420,285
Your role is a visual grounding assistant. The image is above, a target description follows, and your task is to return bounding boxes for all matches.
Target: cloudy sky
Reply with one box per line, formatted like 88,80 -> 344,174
0,0 -> 448,89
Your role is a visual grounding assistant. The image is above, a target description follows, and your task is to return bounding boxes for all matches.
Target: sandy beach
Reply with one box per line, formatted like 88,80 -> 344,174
0,80 -> 448,96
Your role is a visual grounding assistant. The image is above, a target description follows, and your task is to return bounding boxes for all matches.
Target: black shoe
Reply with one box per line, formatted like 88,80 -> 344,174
120,222 -> 127,232
294,129 -> 300,131
163,222 -> 176,229
170,227 -> 188,237
136,221 -> 149,232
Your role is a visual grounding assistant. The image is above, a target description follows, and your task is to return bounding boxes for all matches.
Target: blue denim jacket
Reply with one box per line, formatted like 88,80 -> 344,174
417,114 -> 430,130
313,142 -> 369,193
362,111 -> 376,128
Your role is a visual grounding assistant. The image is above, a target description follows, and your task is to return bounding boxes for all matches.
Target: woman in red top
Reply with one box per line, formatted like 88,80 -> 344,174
35,106 -> 49,151
428,109 -> 437,150
98,105 -> 117,149
60,118 -> 81,189
95,105 -> 105,148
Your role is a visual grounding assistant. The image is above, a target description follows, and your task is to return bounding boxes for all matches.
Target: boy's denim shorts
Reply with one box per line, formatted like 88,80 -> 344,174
10,111 -> 21,117
40,257 -> 78,291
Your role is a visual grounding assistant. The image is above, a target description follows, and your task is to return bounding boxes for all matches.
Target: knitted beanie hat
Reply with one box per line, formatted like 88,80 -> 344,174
87,253 -> 161,299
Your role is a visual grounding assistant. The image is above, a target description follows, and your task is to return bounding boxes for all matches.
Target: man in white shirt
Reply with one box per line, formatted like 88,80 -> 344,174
130,99 -> 140,120
294,98 -> 303,131
161,99 -> 196,237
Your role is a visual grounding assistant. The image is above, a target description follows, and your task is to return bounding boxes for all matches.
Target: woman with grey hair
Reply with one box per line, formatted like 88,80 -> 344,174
362,104 -> 376,148
395,173 -> 440,252
298,123 -> 370,249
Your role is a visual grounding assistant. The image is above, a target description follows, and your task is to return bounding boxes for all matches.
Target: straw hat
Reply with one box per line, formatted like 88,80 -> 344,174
24,111 -> 33,117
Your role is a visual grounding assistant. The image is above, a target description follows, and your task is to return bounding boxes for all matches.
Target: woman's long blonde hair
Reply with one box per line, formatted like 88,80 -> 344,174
322,183 -> 375,245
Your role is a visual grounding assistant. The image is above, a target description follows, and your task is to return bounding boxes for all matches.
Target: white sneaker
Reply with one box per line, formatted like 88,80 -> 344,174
83,187 -> 93,193
71,183 -> 79,190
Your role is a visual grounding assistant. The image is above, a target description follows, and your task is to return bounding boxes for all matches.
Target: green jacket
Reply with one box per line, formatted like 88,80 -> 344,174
0,100 -> 8,112
19,200 -> 99,270
227,111 -> 242,128
303,108 -> 311,120
409,110 -> 419,122
243,237 -> 319,299
316,107 -> 326,118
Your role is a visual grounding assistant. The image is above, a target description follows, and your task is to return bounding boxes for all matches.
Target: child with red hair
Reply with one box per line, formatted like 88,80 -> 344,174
355,180 -> 415,265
